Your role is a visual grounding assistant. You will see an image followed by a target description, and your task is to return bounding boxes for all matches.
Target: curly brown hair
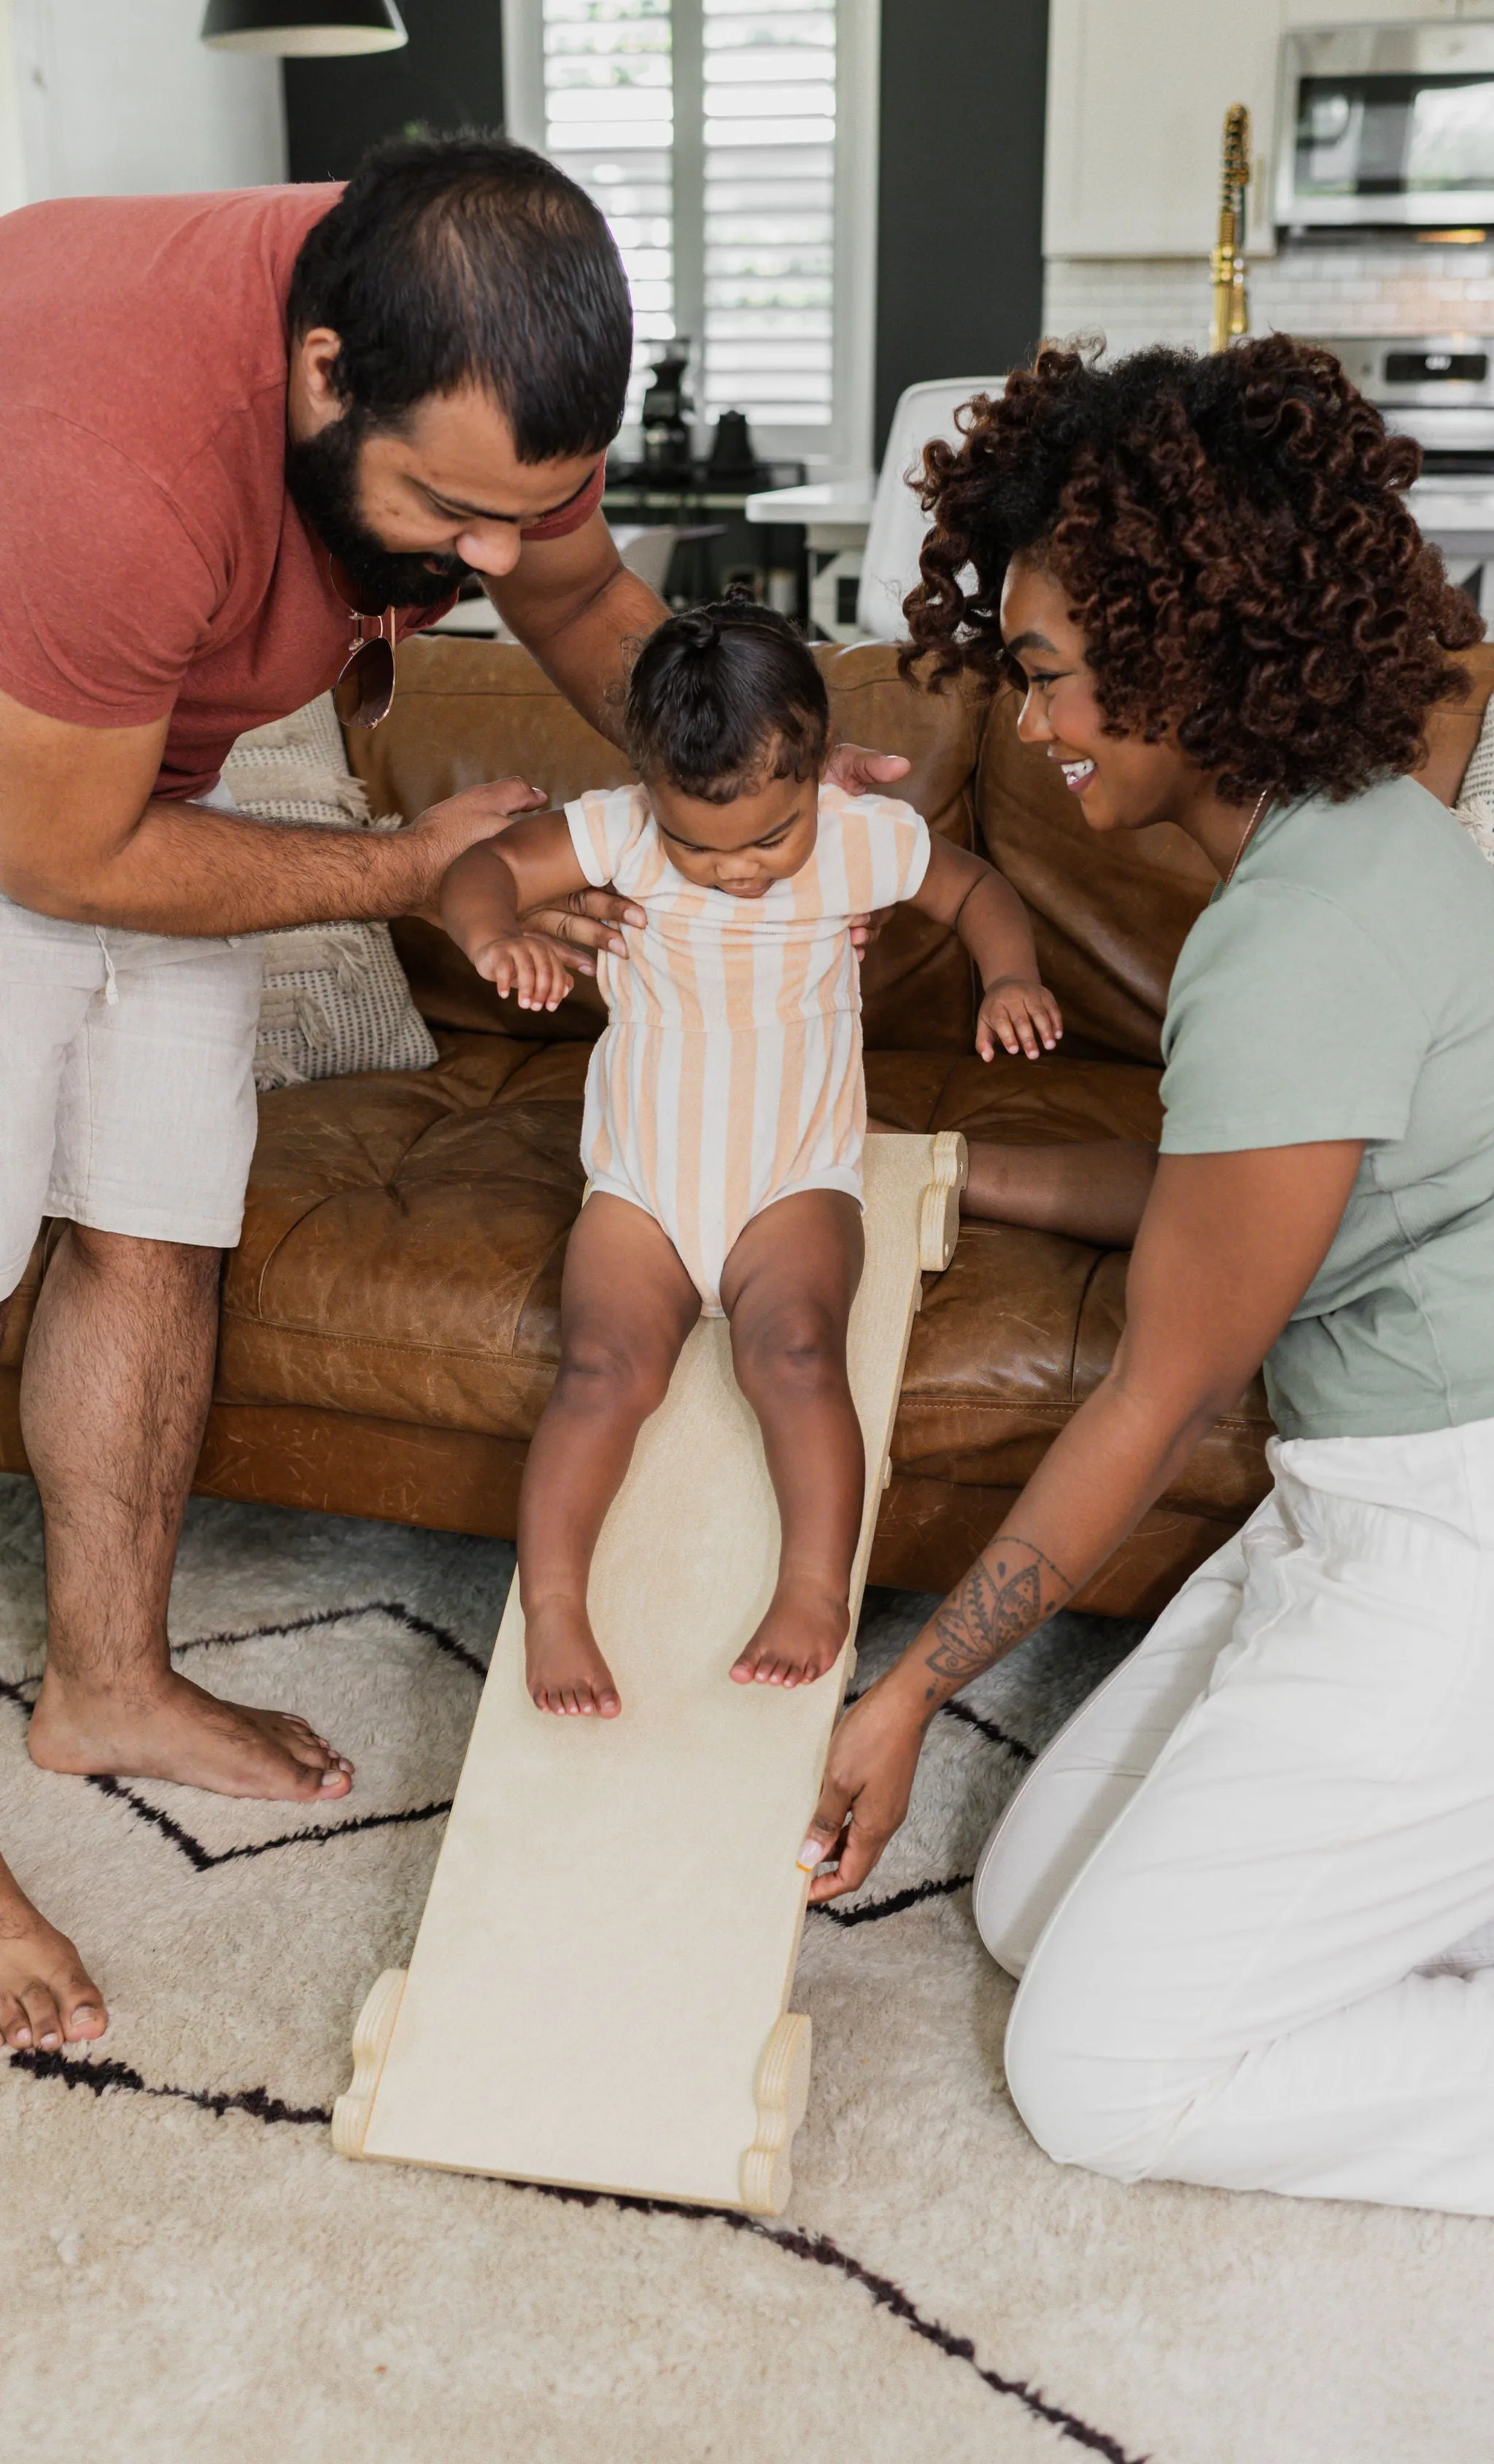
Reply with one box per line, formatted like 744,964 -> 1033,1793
902,335 -> 1481,805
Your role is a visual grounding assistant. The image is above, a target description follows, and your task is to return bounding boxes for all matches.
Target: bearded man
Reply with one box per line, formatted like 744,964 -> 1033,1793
0,133 -> 909,2053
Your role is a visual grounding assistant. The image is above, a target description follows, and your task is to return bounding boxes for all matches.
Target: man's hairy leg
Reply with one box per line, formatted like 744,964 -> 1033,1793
23,1228 -> 352,1800
0,1288 -> 109,2047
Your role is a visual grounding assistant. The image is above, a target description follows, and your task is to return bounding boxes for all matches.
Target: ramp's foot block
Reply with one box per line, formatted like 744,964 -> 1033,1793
918,1132 -> 968,1273
333,1968 -> 406,2158
739,2012 -> 812,2216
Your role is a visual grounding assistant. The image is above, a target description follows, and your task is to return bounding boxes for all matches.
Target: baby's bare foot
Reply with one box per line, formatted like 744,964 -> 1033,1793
28,1667 -> 353,1801
525,1600 -> 621,1717
730,1583 -> 849,1689
0,1855 -> 107,2052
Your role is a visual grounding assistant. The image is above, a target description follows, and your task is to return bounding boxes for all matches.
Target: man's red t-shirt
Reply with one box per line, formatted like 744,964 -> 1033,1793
0,185 -> 604,798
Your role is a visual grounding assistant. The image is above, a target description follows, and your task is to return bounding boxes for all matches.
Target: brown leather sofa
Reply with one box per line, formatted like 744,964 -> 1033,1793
4,634 -> 1490,1617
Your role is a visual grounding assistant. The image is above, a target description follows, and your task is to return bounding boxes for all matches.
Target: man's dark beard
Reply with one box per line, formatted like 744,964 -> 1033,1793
285,409 -> 473,611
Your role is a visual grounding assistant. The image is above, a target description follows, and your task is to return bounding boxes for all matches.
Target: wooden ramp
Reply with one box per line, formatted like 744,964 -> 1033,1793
333,1131 -> 967,2214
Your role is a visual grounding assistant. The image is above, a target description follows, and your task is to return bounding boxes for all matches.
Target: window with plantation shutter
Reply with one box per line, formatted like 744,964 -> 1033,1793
503,0 -> 877,471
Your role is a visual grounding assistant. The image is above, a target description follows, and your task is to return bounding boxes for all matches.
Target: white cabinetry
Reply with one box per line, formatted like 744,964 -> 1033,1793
1045,0 -> 1477,260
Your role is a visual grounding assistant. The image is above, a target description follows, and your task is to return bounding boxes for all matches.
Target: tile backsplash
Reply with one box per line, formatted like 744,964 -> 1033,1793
1045,247 -> 1494,359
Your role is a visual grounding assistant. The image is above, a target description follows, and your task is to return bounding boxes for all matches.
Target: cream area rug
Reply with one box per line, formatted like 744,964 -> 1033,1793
2,1475 -> 1492,2464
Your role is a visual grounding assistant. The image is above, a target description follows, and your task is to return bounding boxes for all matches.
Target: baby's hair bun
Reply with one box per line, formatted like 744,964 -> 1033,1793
676,609 -> 721,654
624,595 -> 828,803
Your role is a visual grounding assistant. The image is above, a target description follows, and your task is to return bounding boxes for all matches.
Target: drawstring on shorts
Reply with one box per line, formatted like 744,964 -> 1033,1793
95,930 -> 118,1005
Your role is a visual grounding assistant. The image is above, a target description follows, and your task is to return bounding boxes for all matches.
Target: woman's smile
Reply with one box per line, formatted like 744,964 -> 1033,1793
1056,755 -> 1096,794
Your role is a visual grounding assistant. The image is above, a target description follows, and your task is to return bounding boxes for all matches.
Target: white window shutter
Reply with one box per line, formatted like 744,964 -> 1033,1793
536,0 -> 845,458
703,3 -> 836,435
541,0 -> 676,425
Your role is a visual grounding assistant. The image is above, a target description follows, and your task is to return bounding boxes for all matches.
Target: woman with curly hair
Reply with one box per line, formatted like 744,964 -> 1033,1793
797,334 -> 1494,2214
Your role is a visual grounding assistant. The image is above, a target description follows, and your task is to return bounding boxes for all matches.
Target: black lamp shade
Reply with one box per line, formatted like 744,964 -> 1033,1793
200,0 -> 407,55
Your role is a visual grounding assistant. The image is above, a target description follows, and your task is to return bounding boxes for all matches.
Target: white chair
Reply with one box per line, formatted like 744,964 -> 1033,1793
855,376 -> 1006,641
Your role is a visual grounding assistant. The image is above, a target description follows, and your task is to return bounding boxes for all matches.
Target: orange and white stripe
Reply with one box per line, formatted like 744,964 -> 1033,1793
565,781 -> 932,1312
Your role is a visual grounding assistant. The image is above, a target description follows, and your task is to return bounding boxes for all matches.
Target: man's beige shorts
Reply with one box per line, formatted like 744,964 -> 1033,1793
0,890 -> 264,1298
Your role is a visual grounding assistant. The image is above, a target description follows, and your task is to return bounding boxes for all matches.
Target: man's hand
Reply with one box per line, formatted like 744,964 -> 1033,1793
408,778 -> 549,882
414,779 -> 643,965
795,1672 -> 928,1904
978,976 -> 1064,1062
518,883 -> 646,974
824,742 -> 912,797
469,929 -> 577,1013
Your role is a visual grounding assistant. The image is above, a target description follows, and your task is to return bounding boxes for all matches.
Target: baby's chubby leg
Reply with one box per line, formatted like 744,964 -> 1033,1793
720,1190 -> 865,1688
519,1194 -> 700,1715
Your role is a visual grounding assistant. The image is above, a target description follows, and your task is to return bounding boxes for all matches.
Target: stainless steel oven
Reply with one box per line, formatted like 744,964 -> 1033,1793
1277,23 -> 1494,236
1320,333 -> 1494,470
1317,332 -> 1494,617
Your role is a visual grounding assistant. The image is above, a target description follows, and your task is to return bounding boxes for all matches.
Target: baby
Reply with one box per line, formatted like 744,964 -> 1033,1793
440,600 -> 1062,1717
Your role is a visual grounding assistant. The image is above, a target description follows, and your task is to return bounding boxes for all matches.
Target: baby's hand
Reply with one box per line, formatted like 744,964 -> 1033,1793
471,931 -> 577,1013
978,976 -> 1063,1062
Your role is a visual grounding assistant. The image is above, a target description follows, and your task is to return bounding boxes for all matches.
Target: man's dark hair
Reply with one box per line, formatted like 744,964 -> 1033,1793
625,599 -> 829,800
287,131 -> 632,458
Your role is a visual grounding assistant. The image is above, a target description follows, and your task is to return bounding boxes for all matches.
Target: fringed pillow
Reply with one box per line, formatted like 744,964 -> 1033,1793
220,697 -> 440,1092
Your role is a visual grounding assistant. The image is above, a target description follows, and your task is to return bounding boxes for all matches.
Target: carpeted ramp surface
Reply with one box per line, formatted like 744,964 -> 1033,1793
1,1475 -> 1491,2463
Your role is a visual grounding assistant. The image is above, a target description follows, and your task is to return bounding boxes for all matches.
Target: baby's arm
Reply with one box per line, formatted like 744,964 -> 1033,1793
439,811 -> 595,1013
907,836 -> 1063,1062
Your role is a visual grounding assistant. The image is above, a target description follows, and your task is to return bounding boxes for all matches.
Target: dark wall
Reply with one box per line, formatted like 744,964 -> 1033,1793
874,0 -> 1048,459
284,0 -> 505,183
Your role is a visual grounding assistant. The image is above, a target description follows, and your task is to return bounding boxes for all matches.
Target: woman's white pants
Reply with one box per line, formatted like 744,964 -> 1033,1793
975,1416 -> 1494,2213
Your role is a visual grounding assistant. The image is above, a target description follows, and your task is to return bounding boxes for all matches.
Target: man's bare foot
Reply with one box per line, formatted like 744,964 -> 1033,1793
730,1583 -> 848,1688
0,1855 -> 107,2052
27,1667 -> 354,1801
524,1600 -> 621,1717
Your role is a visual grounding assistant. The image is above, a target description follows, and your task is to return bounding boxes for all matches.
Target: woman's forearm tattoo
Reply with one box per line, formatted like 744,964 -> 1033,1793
922,1540 -> 1075,1697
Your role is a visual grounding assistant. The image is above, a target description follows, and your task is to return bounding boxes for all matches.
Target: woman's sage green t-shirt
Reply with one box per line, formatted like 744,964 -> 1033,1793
1158,773 -> 1494,1441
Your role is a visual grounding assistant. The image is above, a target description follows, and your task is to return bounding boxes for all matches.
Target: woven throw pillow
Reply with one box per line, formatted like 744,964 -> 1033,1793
220,695 -> 440,1091
1455,689 -> 1494,868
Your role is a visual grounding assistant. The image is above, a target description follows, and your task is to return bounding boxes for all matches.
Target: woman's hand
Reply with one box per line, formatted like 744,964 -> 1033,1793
978,976 -> 1064,1062
796,1674 -> 928,1904
469,929 -> 577,1012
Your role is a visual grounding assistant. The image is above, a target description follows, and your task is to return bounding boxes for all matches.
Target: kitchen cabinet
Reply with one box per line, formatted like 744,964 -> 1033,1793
1044,0 -> 1476,260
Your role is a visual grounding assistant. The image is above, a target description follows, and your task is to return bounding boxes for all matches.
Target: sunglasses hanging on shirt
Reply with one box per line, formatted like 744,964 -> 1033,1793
330,558 -> 398,729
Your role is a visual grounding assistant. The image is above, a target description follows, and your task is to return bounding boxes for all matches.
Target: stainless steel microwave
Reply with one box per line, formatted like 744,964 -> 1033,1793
1276,23 -> 1494,233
